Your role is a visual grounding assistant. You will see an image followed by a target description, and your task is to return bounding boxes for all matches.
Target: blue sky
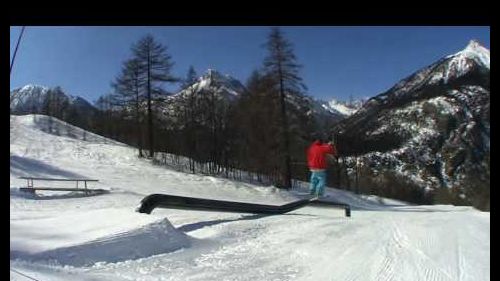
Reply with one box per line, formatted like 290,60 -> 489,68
10,26 -> 490,103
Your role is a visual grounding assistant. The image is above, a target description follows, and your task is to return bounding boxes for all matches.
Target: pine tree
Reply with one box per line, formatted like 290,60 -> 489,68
132,34 -> 177,158
263,27 -> 306,188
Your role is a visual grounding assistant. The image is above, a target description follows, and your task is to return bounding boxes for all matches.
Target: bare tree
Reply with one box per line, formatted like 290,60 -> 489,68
132,34 -> 177,158
263,27 -> 306,189
112,58 -> 145,157
181,66 -> 198,172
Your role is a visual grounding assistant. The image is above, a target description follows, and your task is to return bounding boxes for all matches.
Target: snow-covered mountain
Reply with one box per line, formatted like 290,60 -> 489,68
355,40 -> 489,114
162,69 -> 347,127
159,69 -> 247,124
334,40 -> 490,209
172,69 -> 247,101
10,84 -> 50,113
10,84 -> 96,115
319,98 -> 365,116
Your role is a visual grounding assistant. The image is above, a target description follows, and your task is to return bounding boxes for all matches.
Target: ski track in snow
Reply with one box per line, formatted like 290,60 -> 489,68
10,115 -> 490,281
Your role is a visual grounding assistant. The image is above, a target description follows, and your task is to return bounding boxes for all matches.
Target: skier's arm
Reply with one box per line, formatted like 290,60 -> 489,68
324,142 -> 336,156
326,142 -> 338,160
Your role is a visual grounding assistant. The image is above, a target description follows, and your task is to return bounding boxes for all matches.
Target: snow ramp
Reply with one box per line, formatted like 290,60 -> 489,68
10,208 -> 191,267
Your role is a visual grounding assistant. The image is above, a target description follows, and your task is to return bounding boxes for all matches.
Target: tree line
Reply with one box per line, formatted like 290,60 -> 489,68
90,28 -> 318,188
42,28 -> 423,200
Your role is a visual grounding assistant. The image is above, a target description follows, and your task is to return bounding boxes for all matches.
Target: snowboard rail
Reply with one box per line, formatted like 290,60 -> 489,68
136,194 -> 351,217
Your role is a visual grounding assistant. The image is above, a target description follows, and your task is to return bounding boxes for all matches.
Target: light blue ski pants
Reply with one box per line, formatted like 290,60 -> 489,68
309,170 -> 327,196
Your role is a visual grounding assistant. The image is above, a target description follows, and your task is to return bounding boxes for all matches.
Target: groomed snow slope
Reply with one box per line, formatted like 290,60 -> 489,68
10,115 -> 489,281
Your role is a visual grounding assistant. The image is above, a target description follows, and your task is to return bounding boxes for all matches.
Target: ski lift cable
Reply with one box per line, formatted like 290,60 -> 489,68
10,26 -> 26,76
10,268 -> 40,281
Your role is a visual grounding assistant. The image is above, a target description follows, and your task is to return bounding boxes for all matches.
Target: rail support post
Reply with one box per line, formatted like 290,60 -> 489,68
345,206 -> 351,217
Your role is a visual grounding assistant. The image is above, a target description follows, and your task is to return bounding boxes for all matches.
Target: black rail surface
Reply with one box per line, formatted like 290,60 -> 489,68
309,200 -> 351,217
137,194 -> 351,217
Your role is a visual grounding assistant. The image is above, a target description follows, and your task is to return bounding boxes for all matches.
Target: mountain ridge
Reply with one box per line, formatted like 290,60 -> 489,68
332,40 -> 489,209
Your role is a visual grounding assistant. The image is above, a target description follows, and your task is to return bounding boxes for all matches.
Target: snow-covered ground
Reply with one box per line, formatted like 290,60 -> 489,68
10,115 -> 490,281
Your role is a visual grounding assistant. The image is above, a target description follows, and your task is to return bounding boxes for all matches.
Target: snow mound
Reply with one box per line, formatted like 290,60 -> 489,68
11,209 -> 191,267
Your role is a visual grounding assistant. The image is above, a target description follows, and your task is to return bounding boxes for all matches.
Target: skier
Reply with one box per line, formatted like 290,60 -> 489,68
307,134 -> 337,198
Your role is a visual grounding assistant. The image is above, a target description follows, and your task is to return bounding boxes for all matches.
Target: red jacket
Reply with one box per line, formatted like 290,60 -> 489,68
307,141 -> 336,170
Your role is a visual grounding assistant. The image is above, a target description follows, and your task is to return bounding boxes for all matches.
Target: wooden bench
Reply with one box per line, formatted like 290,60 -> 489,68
19,177 -> 101,195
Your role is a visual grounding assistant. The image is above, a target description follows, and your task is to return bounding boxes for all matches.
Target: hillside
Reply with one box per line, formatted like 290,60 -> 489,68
10,114 -> 489,281
334,40 -> 490,209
